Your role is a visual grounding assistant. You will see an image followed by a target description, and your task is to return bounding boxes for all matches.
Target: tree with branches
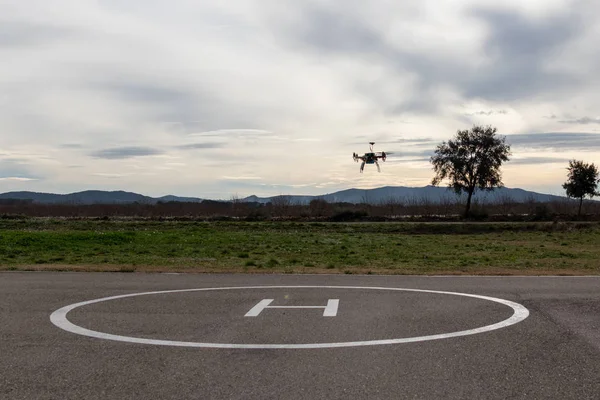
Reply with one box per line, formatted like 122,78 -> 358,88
430,125 -> 511,217
562,159 -> 599,216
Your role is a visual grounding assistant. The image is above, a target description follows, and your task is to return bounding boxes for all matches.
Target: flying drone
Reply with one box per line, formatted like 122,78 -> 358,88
353,142 -> 388,173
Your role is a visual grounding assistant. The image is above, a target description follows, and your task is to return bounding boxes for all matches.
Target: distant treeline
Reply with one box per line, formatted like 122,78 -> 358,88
1,196 -> 599,221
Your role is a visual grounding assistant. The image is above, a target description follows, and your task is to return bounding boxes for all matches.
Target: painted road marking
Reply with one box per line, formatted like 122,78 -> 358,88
50,286 -> 530,349
245,298 -> 339,317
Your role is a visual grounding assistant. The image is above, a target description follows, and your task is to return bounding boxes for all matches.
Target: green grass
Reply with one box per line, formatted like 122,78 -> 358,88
0,219 -> 599,275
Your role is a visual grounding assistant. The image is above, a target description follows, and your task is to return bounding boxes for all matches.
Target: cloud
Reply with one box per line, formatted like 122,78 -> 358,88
461,7 -> 584,101
558,117 -> 600,125
0,20 -> 74,48
293,138 -> 322,142
188,129 -> 273,138
255,4 -> 587,128
351,137 -> 437,145
0,159 -> 41,181
90,146 -> 165,159
386,157 -> 430,164
176,143 -> 224,150
271,182 -> 318,188
0,177 -> 38,181
92,80 -> 218,125
285,4 -> 383,56
91,173 -> 130,178
2,1 -> 600,199
508,156 -> 572,165
266,3 -> 447,114
394,137 -> 438,144
464,110 -> 508,116
505,132 -> 600,151
221,176 -> 263,180
391,149 -> 435,158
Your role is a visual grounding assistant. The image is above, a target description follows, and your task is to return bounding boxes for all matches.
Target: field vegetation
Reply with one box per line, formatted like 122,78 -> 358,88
2,193 -> 600,221
1,214 -> 599,275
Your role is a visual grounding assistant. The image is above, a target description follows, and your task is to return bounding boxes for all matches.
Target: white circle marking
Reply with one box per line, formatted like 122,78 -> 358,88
50,286 -> 529,349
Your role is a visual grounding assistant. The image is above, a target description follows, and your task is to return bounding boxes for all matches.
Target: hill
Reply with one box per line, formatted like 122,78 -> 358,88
0,190 -> 203,205
242,186 -> 567,205
0,186 -> 569,205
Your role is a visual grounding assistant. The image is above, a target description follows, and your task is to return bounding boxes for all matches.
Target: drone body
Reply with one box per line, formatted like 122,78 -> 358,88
353,142 -> 387,173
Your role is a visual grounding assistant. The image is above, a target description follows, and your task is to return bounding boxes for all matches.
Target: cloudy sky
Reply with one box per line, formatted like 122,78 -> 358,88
1,0 -> 599,199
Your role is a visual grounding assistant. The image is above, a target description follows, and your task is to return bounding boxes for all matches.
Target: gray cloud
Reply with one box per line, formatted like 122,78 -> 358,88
268,4 -> 445,114
353,137 -> 436,144
188,129 -> 273,138
176,143 -> 224,150
461,8 -> 583,101
385,149 -> 434,158
96,80 -> 267,131
100,81 -> 192,105
290,5 -> 383,56
505,132 -> 600,151
508,157 -> 573,165
558,117 -> 600,124
350,138 -> 433,158
386,157 -> 430,164
382,134 -> 600,163
350,138 -> 438,148
0,20 -> 74,47
394,137 -> 437,144
271,4 -> 587,113
0,159 -> 41,180
90,146 -> 165,159
464,110 -> 508,116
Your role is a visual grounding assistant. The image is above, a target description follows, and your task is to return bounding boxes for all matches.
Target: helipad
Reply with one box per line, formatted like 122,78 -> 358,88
50,285 -> 530,349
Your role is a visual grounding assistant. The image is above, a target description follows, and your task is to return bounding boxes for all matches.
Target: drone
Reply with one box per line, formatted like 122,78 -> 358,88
353,142 -> 388,173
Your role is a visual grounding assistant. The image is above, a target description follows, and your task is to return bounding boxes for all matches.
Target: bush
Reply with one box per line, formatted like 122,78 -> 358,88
529,204 -> 551,221
244,210 -> 267,221
329,210 -> 368,222
464,206 -> 488,221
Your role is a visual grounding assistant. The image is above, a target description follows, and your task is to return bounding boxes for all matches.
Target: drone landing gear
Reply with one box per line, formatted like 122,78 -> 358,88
375,160 -> 381,172
360,161 -> 365,173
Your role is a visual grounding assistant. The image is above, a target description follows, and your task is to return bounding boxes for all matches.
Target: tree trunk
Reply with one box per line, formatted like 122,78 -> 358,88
578,197 -> 583,216
465,188 -> 474,218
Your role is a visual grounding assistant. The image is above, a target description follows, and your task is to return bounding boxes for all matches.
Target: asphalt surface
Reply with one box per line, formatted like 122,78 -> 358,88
1,272 -> 600,399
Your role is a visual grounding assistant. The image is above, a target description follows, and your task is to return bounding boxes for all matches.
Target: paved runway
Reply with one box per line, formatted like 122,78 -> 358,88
2,272 -> 600,399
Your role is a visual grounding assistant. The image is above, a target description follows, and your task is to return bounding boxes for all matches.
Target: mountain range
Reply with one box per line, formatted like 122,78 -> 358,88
0,186 -> 570,205
0,190 -> 203,205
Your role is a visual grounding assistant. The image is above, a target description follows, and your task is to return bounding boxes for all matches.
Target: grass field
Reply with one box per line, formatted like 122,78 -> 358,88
1,218 -> 599,275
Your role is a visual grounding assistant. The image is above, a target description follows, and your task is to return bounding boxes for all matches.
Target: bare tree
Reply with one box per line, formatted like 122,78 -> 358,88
270,195 -> 293,218
309,198 -> 331,217
230,193 -> 243,218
